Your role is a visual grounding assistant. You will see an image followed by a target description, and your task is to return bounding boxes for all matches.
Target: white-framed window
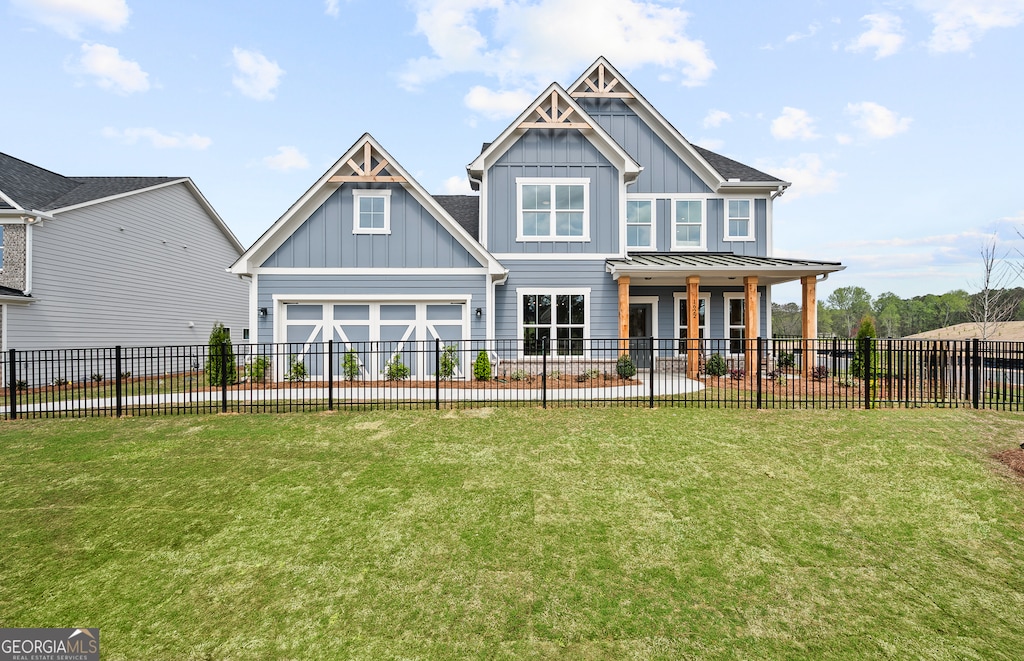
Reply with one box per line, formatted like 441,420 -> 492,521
626,198 -> 655,250
517,288 -> 590,356
673,291 -> 710,354
724,198 -> 754,241
723,292 -> 761,355
672,198 -> 705,250
352,189 -> 392,234
516,178 -> 590,241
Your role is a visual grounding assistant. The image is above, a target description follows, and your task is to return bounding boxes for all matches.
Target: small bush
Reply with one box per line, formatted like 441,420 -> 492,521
616,354 -> 637,379
120,371 -> 132,380
205,322 -> 237,386
15,380 -> 28,391
728,368 -> 745,381
811,365 -> 830,380
342,350 -> 361,381
52,377 -> 69,387
777,351 -> 795,369
384,353 -> 411,381
246,357 -> 270,382
438,345 -> 459,380
509,369 -> 530,381
705,353 -> 728,377
90,372 -> 104,383
285,355 -> 308,382
473,351 -> 492,381
549,369 -> 561,380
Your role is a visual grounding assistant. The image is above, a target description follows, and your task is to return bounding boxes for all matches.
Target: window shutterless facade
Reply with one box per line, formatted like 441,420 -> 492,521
352,189 -> 391,234
516,178 -> 589,241
518,288 -> 590,356
724,198 -> 754,241
672,198 -> 705,250
625,198 -> 655,250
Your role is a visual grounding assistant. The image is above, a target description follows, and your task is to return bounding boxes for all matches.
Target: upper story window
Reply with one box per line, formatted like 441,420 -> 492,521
673,199 -> 705,250
725,199 -> 754,241
352,189 -> 391,234
626,199 -> 655,250
516,178 -> 589,242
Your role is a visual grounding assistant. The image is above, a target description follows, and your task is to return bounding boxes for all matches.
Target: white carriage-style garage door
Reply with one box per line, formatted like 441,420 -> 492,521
275,296 -> 470,380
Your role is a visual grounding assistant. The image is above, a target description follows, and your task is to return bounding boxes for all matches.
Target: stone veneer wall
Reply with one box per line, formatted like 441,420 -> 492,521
0,225 -> 27,291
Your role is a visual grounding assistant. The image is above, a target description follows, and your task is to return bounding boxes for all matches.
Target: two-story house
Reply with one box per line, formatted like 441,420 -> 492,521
231,58 -> 843,379
0,152 -> 249,350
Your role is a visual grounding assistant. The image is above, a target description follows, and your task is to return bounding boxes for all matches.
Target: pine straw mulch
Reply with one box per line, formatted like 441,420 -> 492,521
994,448 -> 1024,479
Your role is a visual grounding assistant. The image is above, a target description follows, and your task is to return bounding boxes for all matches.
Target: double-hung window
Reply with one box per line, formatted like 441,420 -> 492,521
520,289 -> 589,356
674,292 -> 710,354
673,199 -> 705,250
352,189 -> 391,234
724,199 -> 754,241
626,199 -> 655,250
516,178 -> 589,241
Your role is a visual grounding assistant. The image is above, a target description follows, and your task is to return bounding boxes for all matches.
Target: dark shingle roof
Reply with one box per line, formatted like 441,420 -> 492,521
434,195 -> 480,240
691,145 -> 785,184
0,152 -> 179,211
0,285 -> 31,298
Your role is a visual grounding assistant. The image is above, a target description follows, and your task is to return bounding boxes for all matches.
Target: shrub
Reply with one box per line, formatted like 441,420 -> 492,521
438,345 -> 459,380
776,351 -> 795,369
384,353 -> 410,381
473,351 -> 491,381
246,356 -> 270,382
285,355 -> 308,382
549,369 -> 561,380
15,380 -> 27,391
52,377 -> 69,387
705,353 -> 728,377
616,354 -> 637,379
851,315 -> 877,379
510,369 -> 530,381
342,350 -> 361,381
811,365 -> 830,380
728,368 -> 745,381
90,372 -> 104,383
205,322 -> 237,386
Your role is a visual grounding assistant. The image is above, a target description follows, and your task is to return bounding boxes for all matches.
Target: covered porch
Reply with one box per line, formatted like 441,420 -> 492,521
606,253 -> 845,378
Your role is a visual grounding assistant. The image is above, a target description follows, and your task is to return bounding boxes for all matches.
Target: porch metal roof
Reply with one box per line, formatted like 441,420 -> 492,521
606,252 -> 845,286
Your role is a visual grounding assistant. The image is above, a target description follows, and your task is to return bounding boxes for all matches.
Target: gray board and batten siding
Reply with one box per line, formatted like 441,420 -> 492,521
261,183 -> 482,269
6,183 -> 249,349
579,98 -> 769,256
485,129 -> 621,254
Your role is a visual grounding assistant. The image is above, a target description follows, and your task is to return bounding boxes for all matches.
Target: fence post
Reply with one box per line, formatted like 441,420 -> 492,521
328,339 -> 334,412
7,348 -> 17,421
220,344 -> 228,413
971,338 -> 980,409
541,340 -> 547,410
863,337 -> 872,410
115,345 -> 123,418
756,338 -> 763,410
649,336 -> 655,409
435,338 -> 440,411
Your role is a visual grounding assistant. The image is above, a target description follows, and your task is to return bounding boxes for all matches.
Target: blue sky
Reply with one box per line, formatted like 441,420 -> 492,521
5,0 -> 1024,303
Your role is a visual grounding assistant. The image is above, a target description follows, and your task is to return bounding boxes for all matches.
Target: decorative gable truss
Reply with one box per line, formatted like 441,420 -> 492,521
329,142 -> 407,184
569,62 -> 635,100
519,91 -> 592,130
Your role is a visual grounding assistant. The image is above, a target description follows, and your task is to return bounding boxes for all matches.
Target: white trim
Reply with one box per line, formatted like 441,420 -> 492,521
1,303 -> 6,351
352,189 -> 392,235
625,196 -> 657,251
0,218 -> 28,225
491,253 -> 618,261
0,189 -> 22,210
670,196 -> 707,251
628,295 -> 659,339
254,267 -> 488,276
723,198 -> 755,242
515,287 -> 592,357
765,286 -> 773,338
24,222 -> 32,295
672,291 -> 710,354
249,273 -> 259,345
515,178 -> 590,242
273,293 -> 473,304
722,291 -> 761,355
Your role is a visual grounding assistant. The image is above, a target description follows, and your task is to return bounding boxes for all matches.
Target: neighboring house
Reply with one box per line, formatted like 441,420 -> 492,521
231,57 -> 844,378
906,322 -> 1024,342
0,152 -> 249,350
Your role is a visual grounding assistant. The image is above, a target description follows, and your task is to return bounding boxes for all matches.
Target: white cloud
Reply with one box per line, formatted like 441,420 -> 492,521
12,0 -> 129,38
73,43 -> 149,94
441,175 -> 475,194
231,48 -> 284,101
914,0 -> 1024,52
101,127 -> 211,150
771,107 -> 819,141
702,109 -> 732,129
785,22 -> 821,43
400,0 -> 715,95
464,86 -> 535,120
325,0 -> 340,17
846,101 -> 912,138
262,146 -> 309,171
835,133 -> 854,145
758,153 -> 840,200
847,13 -> 906,58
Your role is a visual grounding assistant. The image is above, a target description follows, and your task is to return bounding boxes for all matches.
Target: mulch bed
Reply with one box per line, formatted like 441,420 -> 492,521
994,448 -> 1024,478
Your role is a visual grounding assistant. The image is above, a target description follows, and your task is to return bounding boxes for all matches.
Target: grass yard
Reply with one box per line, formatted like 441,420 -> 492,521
1,408 -> 1023,660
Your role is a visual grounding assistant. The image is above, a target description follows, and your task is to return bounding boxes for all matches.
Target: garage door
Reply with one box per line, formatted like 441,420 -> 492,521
280,300 -> 468,380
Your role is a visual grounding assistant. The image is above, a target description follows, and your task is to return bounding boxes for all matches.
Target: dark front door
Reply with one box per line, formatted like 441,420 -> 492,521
629,303 -> 652,369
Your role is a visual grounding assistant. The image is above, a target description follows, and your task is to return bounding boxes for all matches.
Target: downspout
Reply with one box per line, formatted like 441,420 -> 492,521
770,185 -> 785,200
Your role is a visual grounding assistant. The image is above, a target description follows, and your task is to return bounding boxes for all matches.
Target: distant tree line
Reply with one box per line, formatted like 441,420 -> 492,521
772,286 -> 1024,338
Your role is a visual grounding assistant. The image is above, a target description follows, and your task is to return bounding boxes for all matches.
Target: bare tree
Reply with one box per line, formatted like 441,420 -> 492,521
968,236 -> 1017,339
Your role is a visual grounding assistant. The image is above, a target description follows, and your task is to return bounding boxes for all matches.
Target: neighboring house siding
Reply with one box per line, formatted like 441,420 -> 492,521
262,184 -> 479,269
494,260 -> 619,340
0,224 -> 27,290
578,98 -> 712,195
256,274 -> 488,343
6,183 -> 248,349
486,130 -> 620,255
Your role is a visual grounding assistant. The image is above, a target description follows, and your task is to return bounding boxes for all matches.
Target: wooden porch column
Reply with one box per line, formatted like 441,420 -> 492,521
744,276 -> 759,375
686,275 -> 700,379
801,275 -> 818,376
618,275 -> 630,353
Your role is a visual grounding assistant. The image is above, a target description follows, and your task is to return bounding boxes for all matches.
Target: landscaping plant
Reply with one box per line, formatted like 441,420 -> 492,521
616,354 -> 637,379
473,350 -> 491,381
438,345 -> 459,380
205,322 -> 237,386
705,353 -> 728,377
384,353 -> 411,381
342,349 -> 361,381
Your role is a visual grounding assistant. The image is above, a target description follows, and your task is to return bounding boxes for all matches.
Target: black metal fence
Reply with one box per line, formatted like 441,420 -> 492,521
2,337 -> 1021,419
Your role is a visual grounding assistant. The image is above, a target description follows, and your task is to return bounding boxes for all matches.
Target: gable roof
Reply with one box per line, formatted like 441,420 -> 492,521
434,195 -> 480,240
231,134 -> 504,276
568,57 -> 789,191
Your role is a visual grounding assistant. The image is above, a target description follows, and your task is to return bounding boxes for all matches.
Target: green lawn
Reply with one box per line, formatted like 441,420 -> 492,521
1,408 -> 1023,660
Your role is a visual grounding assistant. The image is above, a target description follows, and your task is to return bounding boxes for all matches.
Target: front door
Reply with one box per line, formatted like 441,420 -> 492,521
629,303 -> 652,369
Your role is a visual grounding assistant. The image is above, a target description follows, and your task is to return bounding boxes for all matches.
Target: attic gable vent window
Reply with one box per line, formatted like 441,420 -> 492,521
352,189 -> 392,235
